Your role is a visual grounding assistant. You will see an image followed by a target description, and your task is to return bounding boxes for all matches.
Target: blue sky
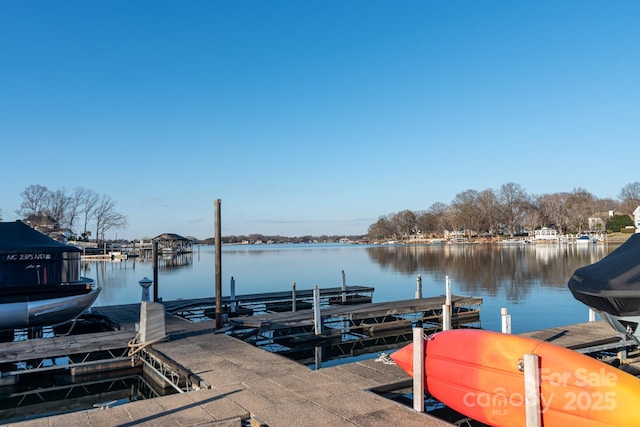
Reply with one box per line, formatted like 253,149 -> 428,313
2,1 -> 639,240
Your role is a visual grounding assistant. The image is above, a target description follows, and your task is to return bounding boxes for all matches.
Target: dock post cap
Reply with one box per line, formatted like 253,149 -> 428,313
139,277 -> 153,288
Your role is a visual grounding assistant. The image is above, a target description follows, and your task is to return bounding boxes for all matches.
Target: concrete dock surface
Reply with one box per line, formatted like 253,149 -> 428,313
5,301 -> 633,427
4,303 -> 452,427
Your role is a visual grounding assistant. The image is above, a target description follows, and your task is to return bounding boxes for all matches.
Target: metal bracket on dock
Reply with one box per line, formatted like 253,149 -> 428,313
0,347 -> 131,378
135,347 -> 211,393
574,339 -> 638,361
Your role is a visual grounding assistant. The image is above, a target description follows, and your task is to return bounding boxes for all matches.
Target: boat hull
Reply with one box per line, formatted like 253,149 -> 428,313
391,329 -> 640,427
0,287 -> 101,330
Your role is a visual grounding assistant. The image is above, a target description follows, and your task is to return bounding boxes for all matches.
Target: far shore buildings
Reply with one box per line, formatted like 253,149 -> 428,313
533,227 -> 559,242
22,214 -> 72,242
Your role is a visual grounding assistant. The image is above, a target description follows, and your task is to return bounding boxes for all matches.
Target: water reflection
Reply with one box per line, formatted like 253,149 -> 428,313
366,243 -> 615,303
78,242 -> 621,332
82,253 -> 194,306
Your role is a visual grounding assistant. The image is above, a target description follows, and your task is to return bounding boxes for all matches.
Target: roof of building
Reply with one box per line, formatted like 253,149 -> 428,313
153,233 -> 189,241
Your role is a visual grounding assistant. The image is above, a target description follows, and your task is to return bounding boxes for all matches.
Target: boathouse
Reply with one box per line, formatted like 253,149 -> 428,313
152,233 -> 193,254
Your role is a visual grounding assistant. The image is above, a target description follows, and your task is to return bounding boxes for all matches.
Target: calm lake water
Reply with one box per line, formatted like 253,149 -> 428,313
85,242 -> 618,334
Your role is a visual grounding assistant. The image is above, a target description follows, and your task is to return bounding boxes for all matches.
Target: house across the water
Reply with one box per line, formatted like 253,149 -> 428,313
533,227 -> 558,242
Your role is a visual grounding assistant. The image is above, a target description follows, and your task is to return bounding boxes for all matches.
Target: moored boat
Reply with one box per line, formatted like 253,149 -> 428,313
0,221 -> 101,330
576,235 -> 592,245
568,233 -> 640,342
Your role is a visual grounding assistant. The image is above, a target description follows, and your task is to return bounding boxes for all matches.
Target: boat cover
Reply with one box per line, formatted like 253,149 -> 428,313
568,233 -> 640,316
0,221 -> 81,288
0,221 -> 79,254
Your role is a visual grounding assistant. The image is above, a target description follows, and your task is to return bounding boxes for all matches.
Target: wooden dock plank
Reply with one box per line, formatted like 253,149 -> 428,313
229,295 -> 482,329
162,285 -> 375,311
521,320 -> 626,349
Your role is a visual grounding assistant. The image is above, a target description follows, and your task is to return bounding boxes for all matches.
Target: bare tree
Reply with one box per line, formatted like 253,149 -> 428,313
390,210 -> 417,239
450,189 -> 482,237
538,193 -> 570,233
80,189 -> 100,236
522,195 -> 543,235
619,182 -> 640,201
17,184 -> 50,217
619,182 -> 640,214
415,210 -> 437,237
566,188 -> 595,234
367,216 -> 394,240
428,202 -> 450,236
498,182 -> 528,237
48,188 -> 71,226
477,189 -> 499,236
66,187 -> 88,232
94,195 -> 128,244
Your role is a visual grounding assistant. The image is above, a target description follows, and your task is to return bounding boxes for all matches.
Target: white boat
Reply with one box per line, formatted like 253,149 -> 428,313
576,235 -> 592,245
0,221 -> 101,330
499,238 -> 525,245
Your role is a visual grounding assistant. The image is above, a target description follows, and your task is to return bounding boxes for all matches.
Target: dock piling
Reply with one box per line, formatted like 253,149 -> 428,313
315,345 -> 322,370
501,307 -> 512,334
214,199 -> 223,327
313,285 -> 322,335
292,282 -> 297,312
230,277 -> 236,313
152,241 -> 159,302
442,276 -> 452,330
415,274 -> 422,299
589,308 -> 596,322
445,276 -> 451,306
412,327 -> 425,412
523,353 -> 542,426
341,270 -> 346,304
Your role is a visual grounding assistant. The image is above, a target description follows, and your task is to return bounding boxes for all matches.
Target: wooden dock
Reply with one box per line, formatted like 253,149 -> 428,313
163,285 -> 375,320
227,295 -> 481,340
521,319 -> 639,360
224,294 -> 481,368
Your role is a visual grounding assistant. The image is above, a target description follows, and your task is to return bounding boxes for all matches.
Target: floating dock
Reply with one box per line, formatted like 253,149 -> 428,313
163,285 -> 376,320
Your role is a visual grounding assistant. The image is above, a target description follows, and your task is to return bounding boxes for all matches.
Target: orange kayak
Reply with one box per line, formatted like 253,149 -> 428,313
391,329 -> 640,427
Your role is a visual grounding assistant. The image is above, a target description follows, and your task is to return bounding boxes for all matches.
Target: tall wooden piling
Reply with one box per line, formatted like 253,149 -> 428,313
152,241 -> 159,302
214,199 -> 223,327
